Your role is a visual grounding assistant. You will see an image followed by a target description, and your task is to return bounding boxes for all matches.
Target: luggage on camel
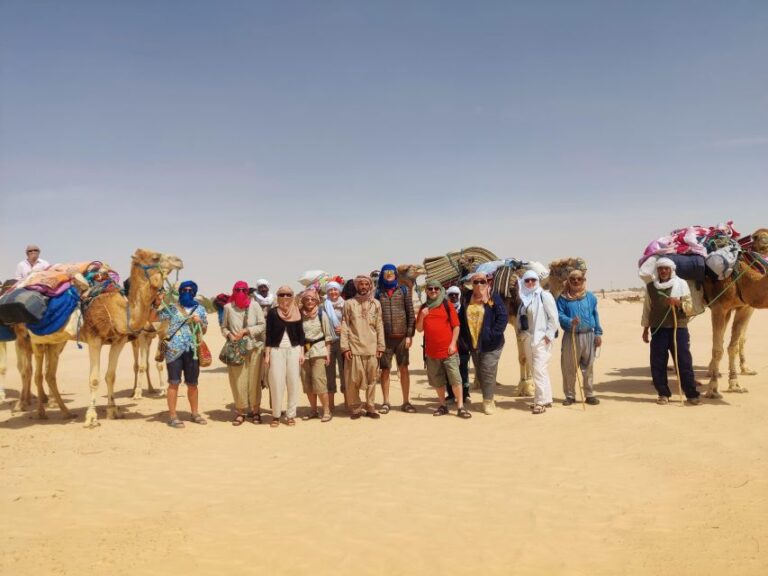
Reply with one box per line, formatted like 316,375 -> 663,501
664,254 -> 706,283
0,288 -> 49,324
0,324 -> 16,342
706,244 -> 740,280
26,287 -> 81,336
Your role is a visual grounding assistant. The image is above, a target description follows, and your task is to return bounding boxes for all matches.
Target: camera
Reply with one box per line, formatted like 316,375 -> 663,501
519,313 -> 529,331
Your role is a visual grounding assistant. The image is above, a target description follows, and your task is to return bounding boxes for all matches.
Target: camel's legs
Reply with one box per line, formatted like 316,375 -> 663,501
154,358 -> 167,397
13,336 -> 33,412
45,343 -> 73,418
32,346 -> 47,419
0,341 -> 6,402
736,307 -> 757,376
515,331 -> 534,396
105,341 -> 127,419
131,339 -> 141,398
726,307 -> 752,392
706,306 -> 730,399
85,340 -> 102,427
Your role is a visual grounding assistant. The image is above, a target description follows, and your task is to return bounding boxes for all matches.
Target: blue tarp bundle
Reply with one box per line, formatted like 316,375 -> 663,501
666,254 -> 706,283
27,287 -> 79,336
0,324 -> 15,342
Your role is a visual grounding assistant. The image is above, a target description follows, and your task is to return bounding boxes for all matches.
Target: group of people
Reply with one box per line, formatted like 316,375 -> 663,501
10,247 -> 703,429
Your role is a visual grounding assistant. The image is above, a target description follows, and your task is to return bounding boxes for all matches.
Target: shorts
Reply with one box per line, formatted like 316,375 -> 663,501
425,354 -> 462,389
379,337 -> 410,370
302,357 -> 328,394
167,349 -> 199,385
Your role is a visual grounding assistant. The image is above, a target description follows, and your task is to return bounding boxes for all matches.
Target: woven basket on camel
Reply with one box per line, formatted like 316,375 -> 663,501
423,246 -> 498,286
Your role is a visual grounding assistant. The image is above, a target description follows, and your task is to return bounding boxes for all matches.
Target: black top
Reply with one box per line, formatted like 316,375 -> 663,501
265,307 -> 306,347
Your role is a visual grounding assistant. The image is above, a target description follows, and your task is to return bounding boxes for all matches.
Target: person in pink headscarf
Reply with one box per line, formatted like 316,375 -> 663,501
221,281 -> 266,425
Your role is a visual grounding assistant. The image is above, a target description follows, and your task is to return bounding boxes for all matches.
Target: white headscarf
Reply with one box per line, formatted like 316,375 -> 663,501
653,258 -> 690,298
446,286 -> 461,312
254,279 -> 274,307
323,281 -> 344,332
518,270 -> 542,309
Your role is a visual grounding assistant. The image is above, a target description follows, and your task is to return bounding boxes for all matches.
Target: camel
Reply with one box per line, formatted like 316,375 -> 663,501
80,248 -> 183,427
703,228 -> 768,398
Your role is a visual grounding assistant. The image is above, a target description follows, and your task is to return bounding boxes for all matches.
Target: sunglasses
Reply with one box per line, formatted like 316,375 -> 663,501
473,280 -> 487,285
524,278 -> 537,284
27,250 -> 39,254
426,287 -> 440,292
569,278 -> 584,283
277,293 -> 293,298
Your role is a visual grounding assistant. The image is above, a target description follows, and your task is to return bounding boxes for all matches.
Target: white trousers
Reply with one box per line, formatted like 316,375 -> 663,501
524,338 -> 553,406
268,345 -> 302,418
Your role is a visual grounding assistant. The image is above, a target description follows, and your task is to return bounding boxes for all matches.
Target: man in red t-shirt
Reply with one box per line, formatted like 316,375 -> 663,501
416,280 -> 472,419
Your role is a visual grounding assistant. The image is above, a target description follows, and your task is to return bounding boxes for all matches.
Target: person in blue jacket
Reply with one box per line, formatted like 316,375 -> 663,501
458,272 -> 508,415
556,269 -> 603,406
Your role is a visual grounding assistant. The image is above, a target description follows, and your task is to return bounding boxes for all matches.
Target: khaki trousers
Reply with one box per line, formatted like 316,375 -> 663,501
268,345 -> 302,419
344,354 -> 377,414
227,348 -> 263,412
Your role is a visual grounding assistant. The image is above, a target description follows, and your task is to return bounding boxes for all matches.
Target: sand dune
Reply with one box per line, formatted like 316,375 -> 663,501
1,299 -> 766,576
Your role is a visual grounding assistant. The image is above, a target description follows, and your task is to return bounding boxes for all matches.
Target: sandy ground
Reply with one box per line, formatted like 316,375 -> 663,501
1,299 -> 766,576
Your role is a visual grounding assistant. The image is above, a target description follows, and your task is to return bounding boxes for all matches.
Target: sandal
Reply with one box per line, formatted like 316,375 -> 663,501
433,405 -> 449,417
302,411 -> 319,421
167,418 -> 185,429
457,407 -> 472,419
286,418 -> 296,427
270,418 -> 280,428
378,403 -> 391,415
231,414 -> 246,426
321,412 -> 332,423
251,413 -> 262,424
532,404 -> 546,415
190,413 -> 207,425
401,402 -> 417,414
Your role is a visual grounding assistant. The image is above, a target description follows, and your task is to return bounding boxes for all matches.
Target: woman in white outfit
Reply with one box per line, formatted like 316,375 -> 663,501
518,270 -> 559,414
264,285 -> 305,427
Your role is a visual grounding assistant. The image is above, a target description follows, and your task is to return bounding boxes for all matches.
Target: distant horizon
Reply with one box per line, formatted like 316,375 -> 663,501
2,2 -> 766,293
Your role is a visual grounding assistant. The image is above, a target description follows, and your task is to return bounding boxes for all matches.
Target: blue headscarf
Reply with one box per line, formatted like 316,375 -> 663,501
378,264 -> 398,291
178,280 -> 198,309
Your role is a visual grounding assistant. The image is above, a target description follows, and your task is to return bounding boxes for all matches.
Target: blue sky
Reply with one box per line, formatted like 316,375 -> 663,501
1,1 -> 766,293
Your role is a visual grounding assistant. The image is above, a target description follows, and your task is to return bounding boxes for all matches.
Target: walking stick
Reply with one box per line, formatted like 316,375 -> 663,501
571,329 -> 586,411
671,306 -> 684,406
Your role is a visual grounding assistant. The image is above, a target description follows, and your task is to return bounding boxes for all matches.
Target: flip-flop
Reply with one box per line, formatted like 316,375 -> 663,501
167,418 -> 185,429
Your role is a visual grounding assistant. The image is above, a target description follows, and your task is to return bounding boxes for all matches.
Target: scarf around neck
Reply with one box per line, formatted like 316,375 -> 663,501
230,281 -> 251,310
518,271 -> 542,309
562,271 -> 587,301
276,285 -> 301,322
425,280 -> 446,309
300,289 -> 320,320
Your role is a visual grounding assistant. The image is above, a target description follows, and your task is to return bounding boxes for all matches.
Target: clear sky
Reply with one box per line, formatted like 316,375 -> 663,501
1,0 -> 766,294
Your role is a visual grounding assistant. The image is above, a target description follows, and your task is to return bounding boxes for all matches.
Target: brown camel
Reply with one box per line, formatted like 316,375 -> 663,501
80,248 -> 183,427
703,228 -> 768,397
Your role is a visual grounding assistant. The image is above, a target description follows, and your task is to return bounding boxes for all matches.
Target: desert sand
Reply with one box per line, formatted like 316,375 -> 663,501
1,299 -> 766,576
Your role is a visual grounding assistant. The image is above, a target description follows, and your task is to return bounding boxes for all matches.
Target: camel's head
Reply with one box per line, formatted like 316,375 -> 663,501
132,249 -> 185,290
548,257 -> 587,299
397,263 -> 427,281
752,229 -> 768,255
